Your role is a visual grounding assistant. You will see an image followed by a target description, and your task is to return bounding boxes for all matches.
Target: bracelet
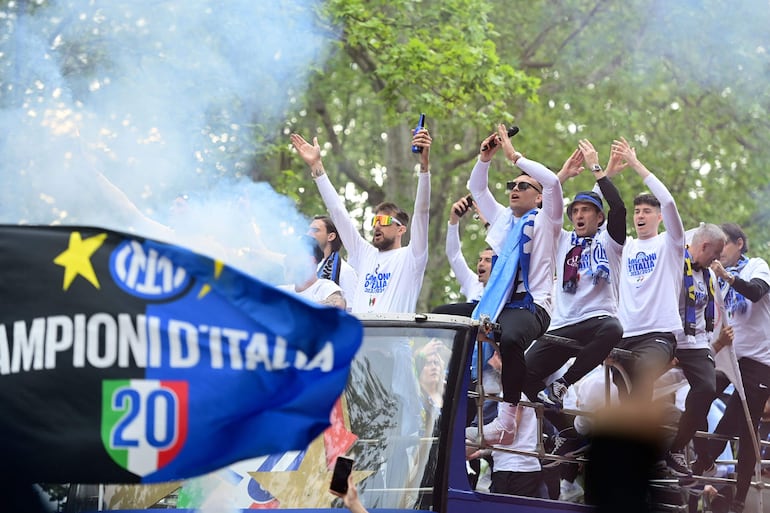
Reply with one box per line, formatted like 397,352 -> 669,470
484,222 -> 490,229
310,166 -> 325,178
511,151 -> 523,164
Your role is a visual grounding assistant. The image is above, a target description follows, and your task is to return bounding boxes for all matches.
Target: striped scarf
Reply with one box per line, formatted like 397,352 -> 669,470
683,247 -> 715,336
562,230 -> 611,293
317,251 -> 341,284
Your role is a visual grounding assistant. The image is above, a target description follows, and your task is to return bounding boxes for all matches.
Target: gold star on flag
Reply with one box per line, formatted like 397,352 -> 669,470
197,260 -> 225,299
249,434 -> 372,508
53,231 -> 107,291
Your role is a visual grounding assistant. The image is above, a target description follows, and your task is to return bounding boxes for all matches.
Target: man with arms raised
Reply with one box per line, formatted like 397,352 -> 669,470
523,139 -> 626,408
291,128 -> 431,313
613,137 -> 685,400
465,124 -> 563,445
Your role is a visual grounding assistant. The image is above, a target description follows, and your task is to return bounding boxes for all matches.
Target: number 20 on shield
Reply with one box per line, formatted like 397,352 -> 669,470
101,379 -> 189,476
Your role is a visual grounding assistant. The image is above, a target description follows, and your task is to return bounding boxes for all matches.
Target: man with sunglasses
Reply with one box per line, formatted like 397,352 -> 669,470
464,124 -> 563,445
290,128 -> 431,313
522,139 -> 627,409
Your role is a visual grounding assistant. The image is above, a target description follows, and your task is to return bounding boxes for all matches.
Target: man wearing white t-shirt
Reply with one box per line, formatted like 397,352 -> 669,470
489,395 -> 546,499
693,223 -> 770,513
290,128 -> 431,314
613,137 -> 685,401
523,139 -> 626,408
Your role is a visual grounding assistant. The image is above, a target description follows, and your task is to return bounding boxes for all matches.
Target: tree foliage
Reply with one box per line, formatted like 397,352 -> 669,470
2,0 -> 769,311
277,0 -> 770,310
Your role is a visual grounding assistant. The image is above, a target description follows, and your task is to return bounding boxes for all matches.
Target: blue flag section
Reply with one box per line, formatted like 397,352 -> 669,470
0,225 -> 363,484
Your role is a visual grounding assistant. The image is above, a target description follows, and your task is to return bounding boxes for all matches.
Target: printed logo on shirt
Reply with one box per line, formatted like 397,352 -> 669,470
694,280 -> 708,308
627,251 -> 657,281
364,268 -> 391,294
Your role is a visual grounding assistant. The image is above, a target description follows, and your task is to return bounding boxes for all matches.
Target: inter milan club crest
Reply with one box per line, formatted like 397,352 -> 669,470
101,379 -> 189,477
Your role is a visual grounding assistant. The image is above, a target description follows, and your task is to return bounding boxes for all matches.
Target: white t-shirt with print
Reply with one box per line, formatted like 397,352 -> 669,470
315,172 -> 430,313
617,174 -> 685,338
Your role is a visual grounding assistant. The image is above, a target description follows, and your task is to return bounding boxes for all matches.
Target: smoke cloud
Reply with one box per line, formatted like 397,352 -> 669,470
0,0 -> 331,283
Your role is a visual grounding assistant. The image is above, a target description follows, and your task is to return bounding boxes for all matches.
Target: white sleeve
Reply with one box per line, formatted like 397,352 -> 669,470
467,158 -> 506,225
644,173 -> 685,248
409,172 -> 431,265
445,222 -> 478,298
315,174 -> 370,268
516,157 -> 564,225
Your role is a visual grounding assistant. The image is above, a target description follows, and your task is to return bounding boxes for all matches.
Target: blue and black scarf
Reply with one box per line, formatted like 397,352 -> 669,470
317,251 -> 342,284
683,247 -> 715,336
473,208 -> 538,322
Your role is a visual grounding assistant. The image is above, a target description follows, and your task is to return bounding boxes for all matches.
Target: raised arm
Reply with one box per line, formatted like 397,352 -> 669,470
495,124 -> 562,223
578,139 -> 626,245
290,134 -> 369,260
409,127 -> 432,261
556,147 -> 584,185
467,130 -> 507,225
614,137 -> 684,245
446,198 -> 479,295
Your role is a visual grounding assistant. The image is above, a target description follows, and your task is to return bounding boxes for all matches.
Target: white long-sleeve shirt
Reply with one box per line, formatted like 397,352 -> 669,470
315,172 -> 430,313
468,157 -> 563,316
445,222 -> 484,301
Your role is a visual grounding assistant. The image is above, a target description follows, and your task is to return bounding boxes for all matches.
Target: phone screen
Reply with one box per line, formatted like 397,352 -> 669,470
329,456 -> 354,494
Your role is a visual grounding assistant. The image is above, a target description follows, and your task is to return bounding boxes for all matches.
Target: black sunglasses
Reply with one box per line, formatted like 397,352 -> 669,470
506,180 -> 542,194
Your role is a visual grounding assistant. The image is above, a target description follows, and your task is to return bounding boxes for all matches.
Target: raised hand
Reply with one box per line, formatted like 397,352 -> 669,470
479,132 -> 500,163
290,133 -> 322,168
578,139 -> 600,168
411,128 -> 432,171
450,196 -> 473,224
605,142 -> 629,178
557,148 -> 584,184
497,123 -> 519,162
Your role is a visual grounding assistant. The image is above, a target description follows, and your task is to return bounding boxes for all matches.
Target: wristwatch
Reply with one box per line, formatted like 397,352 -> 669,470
591,164 -> 603,173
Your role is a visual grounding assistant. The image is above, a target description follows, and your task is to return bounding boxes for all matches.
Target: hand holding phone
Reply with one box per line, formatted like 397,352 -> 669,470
481,125 -> 519,151
330,456 -> 354,495
453,195 -> 474,217
411,113 -> 426,154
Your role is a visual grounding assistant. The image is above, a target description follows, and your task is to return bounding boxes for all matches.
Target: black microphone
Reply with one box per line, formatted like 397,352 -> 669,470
481,125 -> 519,151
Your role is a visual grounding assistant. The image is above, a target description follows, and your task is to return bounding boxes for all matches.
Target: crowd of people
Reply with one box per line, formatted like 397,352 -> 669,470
288,125 -> 769,513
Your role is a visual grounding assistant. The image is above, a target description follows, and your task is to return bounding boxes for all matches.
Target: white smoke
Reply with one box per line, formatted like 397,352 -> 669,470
0,0 -> 331,283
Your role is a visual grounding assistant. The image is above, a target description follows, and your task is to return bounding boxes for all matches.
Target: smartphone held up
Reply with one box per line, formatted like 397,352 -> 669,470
454,195 -> 474,217
330,456 -> 354,495
411,113 -> 426,154
481,125 -> 520,151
